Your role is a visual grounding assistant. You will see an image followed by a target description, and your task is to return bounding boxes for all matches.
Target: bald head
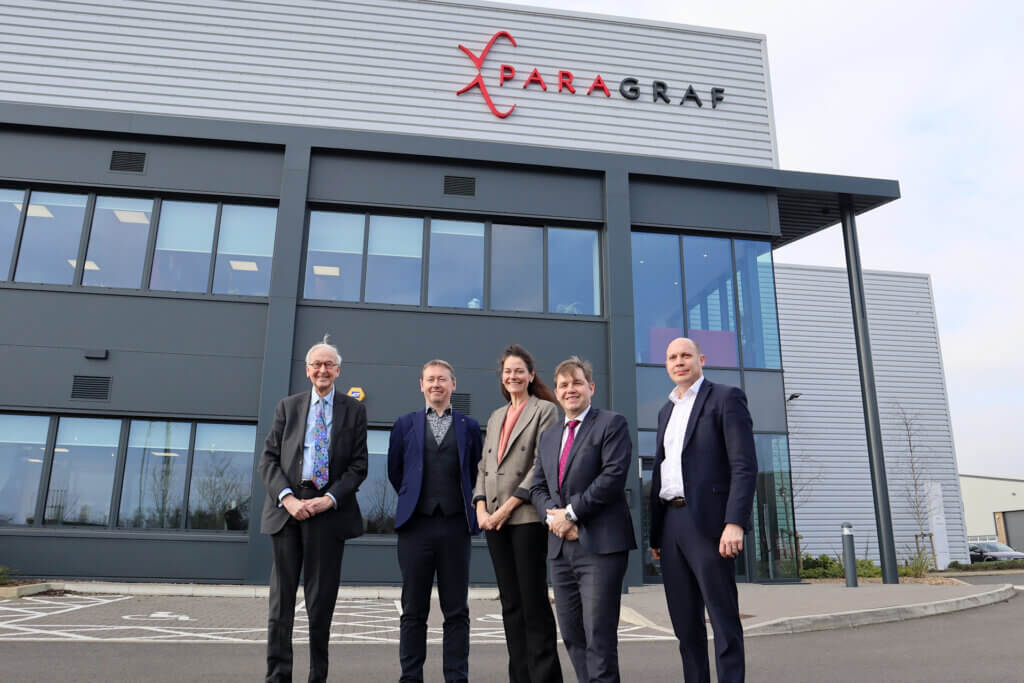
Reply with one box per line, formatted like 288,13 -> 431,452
665,337 -> 705,391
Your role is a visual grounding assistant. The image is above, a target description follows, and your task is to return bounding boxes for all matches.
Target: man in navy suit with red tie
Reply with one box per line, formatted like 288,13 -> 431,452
649,337 -> 758,683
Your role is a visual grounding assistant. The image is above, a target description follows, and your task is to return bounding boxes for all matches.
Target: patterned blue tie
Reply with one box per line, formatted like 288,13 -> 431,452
312,399 -> 329,489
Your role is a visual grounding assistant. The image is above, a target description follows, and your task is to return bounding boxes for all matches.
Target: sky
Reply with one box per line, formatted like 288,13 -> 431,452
495,0 -> 1024,478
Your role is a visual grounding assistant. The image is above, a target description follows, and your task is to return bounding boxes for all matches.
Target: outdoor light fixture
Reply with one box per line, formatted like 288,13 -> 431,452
787,393 -> 802,401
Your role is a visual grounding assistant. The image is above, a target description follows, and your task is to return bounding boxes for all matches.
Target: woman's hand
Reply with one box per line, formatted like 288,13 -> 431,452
476,501 -> 493,531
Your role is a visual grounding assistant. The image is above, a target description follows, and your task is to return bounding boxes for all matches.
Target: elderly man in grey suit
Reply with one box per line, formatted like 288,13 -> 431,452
532,356 -> 637,683
258,336 -> 368,683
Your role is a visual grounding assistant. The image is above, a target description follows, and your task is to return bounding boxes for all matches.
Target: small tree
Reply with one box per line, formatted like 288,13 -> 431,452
890,402 -> 936,569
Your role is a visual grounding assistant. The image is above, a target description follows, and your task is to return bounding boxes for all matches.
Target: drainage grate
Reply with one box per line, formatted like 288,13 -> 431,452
450,392 -> 472,415
443,175 -> 476,197
109,150 -> 146,173
71,375 -> 112,400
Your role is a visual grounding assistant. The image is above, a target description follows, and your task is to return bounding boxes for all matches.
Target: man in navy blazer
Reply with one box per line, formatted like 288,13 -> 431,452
532,356 -> 637,683
649,337 -> 758,683
388,359 -> 482,683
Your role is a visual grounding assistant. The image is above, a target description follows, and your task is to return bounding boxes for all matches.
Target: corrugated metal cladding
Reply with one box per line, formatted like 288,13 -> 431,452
0,0 -> 776,167
775,265 -> 969,566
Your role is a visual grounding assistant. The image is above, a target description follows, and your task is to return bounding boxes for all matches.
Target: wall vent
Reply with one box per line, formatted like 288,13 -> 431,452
443,175 -> 476,197
109,150 -> 146,173
451,392 -> 472,415
71,375 -> 112,400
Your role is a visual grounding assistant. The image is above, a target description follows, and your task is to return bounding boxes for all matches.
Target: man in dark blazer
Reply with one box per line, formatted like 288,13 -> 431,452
388,359 -> 482,683
649,337 -> 758,683
258,337 -> 368,683
531,356 -> 637,683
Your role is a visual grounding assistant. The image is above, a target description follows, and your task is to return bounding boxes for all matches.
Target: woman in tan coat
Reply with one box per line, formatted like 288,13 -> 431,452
474,344 -> 563,682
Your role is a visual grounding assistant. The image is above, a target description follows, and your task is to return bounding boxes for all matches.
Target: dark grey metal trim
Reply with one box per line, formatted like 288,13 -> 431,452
140,197 -> 161,288
207,203 -> 223,294
730,240 -> 746,369
31,416 -> 58,528
72,193 -> 97,286
6,187 -> 28,281
181,422 -> 197,530
107,418 -> 130,529
420,216 -> 431,308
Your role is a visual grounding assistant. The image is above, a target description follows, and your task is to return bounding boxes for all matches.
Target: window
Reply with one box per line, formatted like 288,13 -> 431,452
83,197 -> 154,288
150,200 -> 217,293
304,211 -> 364,301
0,189 -> 23,280
631,232 -> 683,363
44,417 -> 121,527
14,191 -> 89,285
490,223 -> 543,312
188,423 -> 255,531
117,420 -> 190,529
683,235 -> 738,367
752,434 -> 798,580
212,205 -> 277,296
548,227 -> 601,315
735,240 -> 781,369
364,215 -> 423,305
428,219 -> 484,308
357,429 -> 396,534
0,413 -> 48,526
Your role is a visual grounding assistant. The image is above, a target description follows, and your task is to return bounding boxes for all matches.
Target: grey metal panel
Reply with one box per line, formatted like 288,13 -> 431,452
775,264 -> 969,565
0,129 -> 282,198
743,370 -> 786,433
309,154 -> 604,222
1004,510 -> 1024,549
630,178 -> 778,235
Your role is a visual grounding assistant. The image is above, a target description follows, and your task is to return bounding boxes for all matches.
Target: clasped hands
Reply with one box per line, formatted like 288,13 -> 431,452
282,494 -> 333,521
545,508 -> 579,541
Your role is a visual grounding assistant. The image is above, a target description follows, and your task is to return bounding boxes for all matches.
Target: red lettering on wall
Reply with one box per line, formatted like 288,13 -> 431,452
557,71 -> 576,94
587,74 -> 610,97
499,64 -> 516,86
522,68 -> 549,91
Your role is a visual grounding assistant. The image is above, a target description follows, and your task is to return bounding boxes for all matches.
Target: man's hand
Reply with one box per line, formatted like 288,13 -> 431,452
563,525 -> 579,541
304,496 -> 334,517
546,508 -> 574,537
650,547 -> 661,562
719,523 -> 745,558
282,494 -> 310,521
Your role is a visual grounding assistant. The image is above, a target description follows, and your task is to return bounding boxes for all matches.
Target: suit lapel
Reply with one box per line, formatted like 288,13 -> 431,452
500,397 -> 536,464
680,380 -> 712,457
454,410 -> 468,469
291,392 -> 312,483
412,409 -> 426,468
329,393 -> 346,465
559,407 -> 597,489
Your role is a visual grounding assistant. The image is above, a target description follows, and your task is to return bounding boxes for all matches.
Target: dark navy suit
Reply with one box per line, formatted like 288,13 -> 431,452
649,380 -> 758,683
532,407 -> 637,683
388,408 -> 482,682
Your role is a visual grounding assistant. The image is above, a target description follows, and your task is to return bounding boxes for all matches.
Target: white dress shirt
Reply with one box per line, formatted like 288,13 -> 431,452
279,387 -> 336,506
558,405 -> 591,522
659,376 -> 704,501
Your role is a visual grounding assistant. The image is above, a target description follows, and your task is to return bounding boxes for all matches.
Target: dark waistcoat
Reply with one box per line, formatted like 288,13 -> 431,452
415,424 -> 463,517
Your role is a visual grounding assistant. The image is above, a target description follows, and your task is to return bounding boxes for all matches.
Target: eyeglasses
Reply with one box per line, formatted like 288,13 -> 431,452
307,361 -> 338,370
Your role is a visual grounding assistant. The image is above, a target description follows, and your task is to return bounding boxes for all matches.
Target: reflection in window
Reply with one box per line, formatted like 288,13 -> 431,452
752,434 -> 797,580
0,189 -> 24,280
428,220 -> 484,308
357,430 -> 396,534
365,216 -> 423,305
150,200 -> 217,293
188,423 -> 254,531
634,366 -> 672,430
118,421 -> 190,529
491,224 -> 543,312
45,418 -> 120,526
212,205 -> 277,296
0,414 -> 48,526
548,228 -> 600,315
83,197 -> 153,288
304,211 -> 364,301
632,233 -> 683,363
14,191 -> 88,285
683,235 -> 737,366
735,240 -> 781,369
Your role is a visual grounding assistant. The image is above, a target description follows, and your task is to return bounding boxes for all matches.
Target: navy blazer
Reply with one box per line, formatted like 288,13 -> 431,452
387,408 -> 483,534
648,379 -> 758,549
531,407 -> 637,559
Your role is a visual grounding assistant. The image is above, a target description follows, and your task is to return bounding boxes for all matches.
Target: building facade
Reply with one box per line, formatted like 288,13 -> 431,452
960,475 -> 1024,545
0,0 -> 898,585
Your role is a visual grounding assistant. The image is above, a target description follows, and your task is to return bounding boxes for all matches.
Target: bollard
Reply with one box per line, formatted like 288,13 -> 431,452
842,523 -> 857,588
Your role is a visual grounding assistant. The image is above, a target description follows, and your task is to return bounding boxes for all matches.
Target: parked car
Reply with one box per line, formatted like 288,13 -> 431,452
969,542 -> 1024,563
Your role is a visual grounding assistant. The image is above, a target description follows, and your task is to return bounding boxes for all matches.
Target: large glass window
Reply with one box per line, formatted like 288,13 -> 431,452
428,220 -> 484,308
118,421 -> 190,529
82,197 -> 153,288
188,423 -> 255,531
14,191 -> 88,285
364,215 -> 423,305
548,227 -> 600,315
358,429 -> 396,534
0,414 -> 48,526
304,211 -> 364,301
751,434 -> 798,580
149,200 -> 217,293
44,418 -> 120,527
212,205 -> 277,296
735,240 -> 781,369
632,232 -> 683,363
683,235 -> 738,366
0,189 -> 24,279
490,223 -> 543,312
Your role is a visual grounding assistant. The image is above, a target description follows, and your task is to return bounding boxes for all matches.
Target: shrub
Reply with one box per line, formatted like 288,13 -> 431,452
903,548 -> 932,578
952,559 -> 1024,572
0,566 -> 11,586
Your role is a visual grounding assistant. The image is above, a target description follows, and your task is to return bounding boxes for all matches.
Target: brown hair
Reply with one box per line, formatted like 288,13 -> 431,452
553,356 -> 594,384
421,359 -> 456,380
497,344 -> 557,403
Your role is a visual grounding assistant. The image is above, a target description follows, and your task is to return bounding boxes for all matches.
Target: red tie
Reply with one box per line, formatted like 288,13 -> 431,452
558,419 -> 579,487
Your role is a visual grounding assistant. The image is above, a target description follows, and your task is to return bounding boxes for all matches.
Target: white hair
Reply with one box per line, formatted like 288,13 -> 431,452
305,334 -> 342,365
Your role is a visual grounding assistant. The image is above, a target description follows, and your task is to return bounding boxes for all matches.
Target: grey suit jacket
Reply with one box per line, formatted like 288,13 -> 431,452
258,389 -> 369,539
473,395 -> 558,525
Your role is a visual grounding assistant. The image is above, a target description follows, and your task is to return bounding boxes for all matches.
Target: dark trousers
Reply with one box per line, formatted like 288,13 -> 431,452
397,512 -> 472,682
486,522 -> 563,683
266,488 -> 345,683
549,541 -> 628,683
660,504 -> 745,683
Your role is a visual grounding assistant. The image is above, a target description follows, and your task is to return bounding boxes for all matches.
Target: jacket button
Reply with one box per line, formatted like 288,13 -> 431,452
491,498 -> 497,503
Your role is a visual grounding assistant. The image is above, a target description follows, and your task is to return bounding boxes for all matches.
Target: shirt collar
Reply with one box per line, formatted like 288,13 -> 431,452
426,404 -> 452,418
669,375 -> 704,404
311,387 -> 335,407
565,404 -> 591,426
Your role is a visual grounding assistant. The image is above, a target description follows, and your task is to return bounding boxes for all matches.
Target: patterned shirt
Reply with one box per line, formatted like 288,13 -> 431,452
426,405 -> 453,445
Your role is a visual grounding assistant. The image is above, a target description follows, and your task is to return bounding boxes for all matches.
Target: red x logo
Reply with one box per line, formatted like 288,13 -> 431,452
456,31 -> 517,118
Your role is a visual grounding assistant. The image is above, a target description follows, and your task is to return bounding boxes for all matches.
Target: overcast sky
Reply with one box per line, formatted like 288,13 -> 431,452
495,0 -> 1024,478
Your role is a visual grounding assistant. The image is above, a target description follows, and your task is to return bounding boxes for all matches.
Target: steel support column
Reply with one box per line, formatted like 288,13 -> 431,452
839,194 -> 899,584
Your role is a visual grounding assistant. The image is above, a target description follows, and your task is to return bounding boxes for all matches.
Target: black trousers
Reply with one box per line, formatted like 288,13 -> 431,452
485,522 -> 563,683
397,512 -> 472,682
266,488 -> 345,683
660,504 -> 744,683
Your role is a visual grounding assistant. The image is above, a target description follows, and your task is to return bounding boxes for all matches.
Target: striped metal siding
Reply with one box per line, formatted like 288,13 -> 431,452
0,0 -> 775,167
775,264 -> 969,565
